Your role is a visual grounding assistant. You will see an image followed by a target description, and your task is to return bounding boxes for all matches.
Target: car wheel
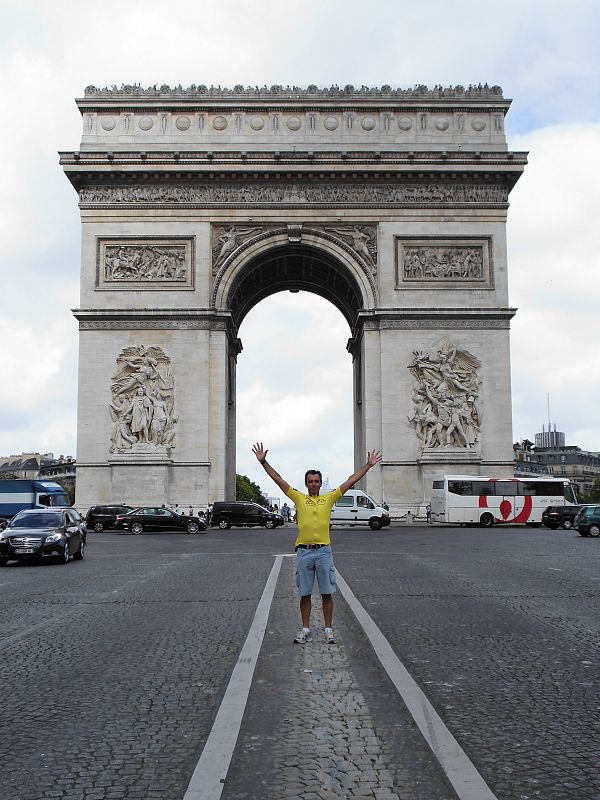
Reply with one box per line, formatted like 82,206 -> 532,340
479,513 -> 494,528
74,538 -> 85,560
60,541 -> 70,564
561,519 -> 573,530
131,522 -> 143,535
265,519 -> 274,529
589,524 -> 600,538
93,522 -> 104,532
187,521 -> 199,534
369,518 -> 382,530
218,518 -> 230,530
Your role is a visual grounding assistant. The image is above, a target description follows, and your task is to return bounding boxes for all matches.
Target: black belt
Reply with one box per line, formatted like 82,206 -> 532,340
296,543 -> 327,550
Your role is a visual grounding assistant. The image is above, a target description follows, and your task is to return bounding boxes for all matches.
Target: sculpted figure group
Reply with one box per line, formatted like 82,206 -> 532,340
403,246 -> 483,281
109,345 -> 177,452
104,245 -> 187,282
408,340 -> 481,449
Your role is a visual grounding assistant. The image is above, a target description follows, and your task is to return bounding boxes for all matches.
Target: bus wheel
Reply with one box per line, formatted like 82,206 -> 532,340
479,513 -> 494,528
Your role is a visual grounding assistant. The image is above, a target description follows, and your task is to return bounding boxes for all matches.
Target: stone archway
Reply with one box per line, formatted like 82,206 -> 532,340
62,83 -> 526,512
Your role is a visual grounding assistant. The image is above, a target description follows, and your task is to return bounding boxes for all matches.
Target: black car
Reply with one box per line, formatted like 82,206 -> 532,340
541,505 -> 586,530
0,508 -> 86,565
210,501 -> 284,530
114,506 -> 207,535
574,505 -> 600,537
86,504 -> 133,532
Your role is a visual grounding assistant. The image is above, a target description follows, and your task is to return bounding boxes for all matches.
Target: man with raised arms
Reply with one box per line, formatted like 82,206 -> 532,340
252,443 -> 382,644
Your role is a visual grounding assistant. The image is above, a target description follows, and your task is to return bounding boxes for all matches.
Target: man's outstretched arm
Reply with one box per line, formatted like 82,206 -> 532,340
339,450 -> 382,495
252,442 -> 290,496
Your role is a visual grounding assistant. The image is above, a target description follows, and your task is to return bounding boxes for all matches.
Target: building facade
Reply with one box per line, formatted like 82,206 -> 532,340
61,83 -> 526,511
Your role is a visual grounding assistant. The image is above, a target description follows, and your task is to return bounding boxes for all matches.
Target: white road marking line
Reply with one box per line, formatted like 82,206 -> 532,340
183,554 -> 283,800
336,570 -> 499,800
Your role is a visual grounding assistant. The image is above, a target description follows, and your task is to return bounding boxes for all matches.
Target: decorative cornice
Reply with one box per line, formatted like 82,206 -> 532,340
81,83 -> 506,102
358,307 -> 516,331
73,308 -> 233,331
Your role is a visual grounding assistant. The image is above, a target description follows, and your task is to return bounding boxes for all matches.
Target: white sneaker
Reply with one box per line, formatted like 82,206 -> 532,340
294,628 -> 312,644
324,628 -> 336,644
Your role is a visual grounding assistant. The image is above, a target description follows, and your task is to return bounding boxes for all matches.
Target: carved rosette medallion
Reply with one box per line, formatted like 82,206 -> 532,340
395,237 -> 492,290
109,345 -> 177,453
96,238 -> 194,290
408,337 -> 481,451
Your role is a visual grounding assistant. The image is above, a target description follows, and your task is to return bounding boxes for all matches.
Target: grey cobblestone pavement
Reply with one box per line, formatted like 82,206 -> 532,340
222,559 -> 455,800
1,525 -> 599,799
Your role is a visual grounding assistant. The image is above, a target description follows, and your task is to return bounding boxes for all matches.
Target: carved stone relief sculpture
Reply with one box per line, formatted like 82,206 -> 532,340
109,345 -> 177,452
323,225 -> 377,274
96,238 -> 194,290
408,338 -> 481,450
396,238 -> 492,289
211,226 -> 264,274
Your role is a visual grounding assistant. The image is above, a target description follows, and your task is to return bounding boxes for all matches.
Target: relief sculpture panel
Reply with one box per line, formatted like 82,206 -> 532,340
109,345 -> 177,453
96,238 -> 194,290
395,238 -> 492,290
408,338 -> 481,450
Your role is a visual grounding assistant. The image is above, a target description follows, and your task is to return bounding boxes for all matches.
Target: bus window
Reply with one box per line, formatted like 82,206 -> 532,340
432,480 -> 444,489
448,480 -> 472,495
519,481 -> 565,497
497,482 -> 518,496
472,481 -> 495,496
565,484 -> 578,504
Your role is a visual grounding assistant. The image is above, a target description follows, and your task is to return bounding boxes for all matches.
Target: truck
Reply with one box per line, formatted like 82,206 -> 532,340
0,479 -> 71,522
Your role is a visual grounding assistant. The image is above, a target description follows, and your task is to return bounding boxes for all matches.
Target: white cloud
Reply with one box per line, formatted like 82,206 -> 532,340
1,0 -> 599,487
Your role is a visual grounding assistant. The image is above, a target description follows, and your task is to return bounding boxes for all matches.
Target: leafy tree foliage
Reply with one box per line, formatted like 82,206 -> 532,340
580,477 -> 600,504
236,474 -> 268,506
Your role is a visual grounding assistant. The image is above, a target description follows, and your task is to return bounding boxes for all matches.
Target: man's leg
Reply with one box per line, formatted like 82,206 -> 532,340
321,593 -> 333,628
300,594 -> 312,628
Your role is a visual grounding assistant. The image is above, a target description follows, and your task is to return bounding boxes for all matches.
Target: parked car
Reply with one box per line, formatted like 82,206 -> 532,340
210,501 -> 284,530
0,508 -> 86,566
86,504 -> 133,532
574,505 -> 600,537
114,506 -> 207,535
330,489 -> 391,530
541,505 -> 587,530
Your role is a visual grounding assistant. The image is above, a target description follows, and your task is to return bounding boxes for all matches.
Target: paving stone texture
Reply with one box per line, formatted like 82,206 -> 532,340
0,525 -> 599,800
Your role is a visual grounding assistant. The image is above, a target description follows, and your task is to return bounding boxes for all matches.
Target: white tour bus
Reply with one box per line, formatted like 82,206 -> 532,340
431,475 -> 578,527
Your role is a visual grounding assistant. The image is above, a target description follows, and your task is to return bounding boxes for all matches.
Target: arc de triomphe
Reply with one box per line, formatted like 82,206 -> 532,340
61,84 -> 526,512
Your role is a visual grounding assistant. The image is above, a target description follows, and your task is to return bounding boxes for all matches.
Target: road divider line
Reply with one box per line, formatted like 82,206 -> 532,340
183,554 -> 283,800
336,570 -> 499,800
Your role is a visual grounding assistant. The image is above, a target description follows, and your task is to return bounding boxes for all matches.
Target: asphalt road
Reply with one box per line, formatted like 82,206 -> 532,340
0,524 -> 598,800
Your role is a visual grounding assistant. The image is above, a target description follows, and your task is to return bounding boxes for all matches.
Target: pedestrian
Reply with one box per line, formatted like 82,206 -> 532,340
426,503 -> 431,524
253,441 -> 382,644
281,502 -> 291,523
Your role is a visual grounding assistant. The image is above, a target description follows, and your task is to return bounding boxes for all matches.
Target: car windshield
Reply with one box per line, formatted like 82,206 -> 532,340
9,512 -> 63,529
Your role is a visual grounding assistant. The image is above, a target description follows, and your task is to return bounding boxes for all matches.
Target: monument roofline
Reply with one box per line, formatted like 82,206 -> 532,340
78,83 -> 510,110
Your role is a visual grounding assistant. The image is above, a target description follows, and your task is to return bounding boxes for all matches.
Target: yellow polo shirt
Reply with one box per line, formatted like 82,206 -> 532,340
287,487 -> 343,547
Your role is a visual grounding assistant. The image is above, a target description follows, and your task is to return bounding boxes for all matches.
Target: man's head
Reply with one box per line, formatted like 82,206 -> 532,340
304,469 -> 323,496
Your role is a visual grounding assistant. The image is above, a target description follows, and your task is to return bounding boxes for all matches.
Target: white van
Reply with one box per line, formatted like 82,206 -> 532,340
330,490 -> 391,530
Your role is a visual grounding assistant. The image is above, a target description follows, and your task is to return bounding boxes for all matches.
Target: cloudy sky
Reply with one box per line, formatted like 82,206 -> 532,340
1,0 -> 599,497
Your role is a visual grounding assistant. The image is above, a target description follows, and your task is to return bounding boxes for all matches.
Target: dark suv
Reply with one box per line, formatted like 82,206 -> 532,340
210,501 -> 284,530
541,505 -> 586,530
86,504 -> 133,532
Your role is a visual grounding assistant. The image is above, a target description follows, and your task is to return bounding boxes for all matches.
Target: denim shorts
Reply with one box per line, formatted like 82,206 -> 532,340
295,545 -> 336,597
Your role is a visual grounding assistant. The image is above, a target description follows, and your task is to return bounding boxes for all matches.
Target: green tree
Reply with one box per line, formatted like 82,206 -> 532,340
236,474 -> 268,506
580,477 -> 600,504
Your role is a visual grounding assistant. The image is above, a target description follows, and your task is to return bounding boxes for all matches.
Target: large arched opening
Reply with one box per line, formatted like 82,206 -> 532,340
217,241 -> 373,497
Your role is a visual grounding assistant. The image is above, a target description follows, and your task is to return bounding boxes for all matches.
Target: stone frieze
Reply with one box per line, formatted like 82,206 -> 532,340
79,182 -> 508,208
96,238 -> 194,290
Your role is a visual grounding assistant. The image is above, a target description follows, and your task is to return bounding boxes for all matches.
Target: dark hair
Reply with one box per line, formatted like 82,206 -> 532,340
304,469 -> 322,484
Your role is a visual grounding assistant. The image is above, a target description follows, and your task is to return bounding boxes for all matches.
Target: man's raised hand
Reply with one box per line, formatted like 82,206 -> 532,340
367,450 -> 383,468
252,442 -> 268,464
